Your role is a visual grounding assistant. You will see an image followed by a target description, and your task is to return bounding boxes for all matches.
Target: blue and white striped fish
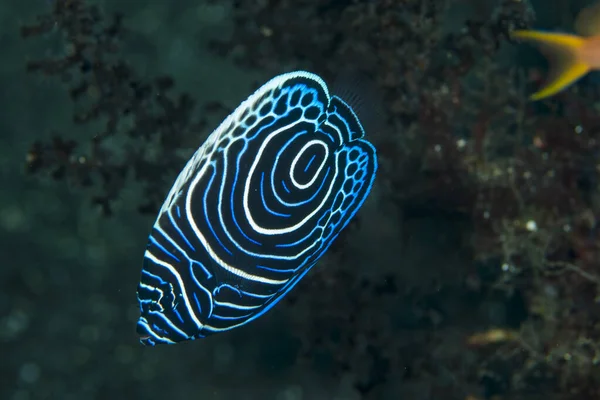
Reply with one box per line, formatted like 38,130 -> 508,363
136,71 -> 377,345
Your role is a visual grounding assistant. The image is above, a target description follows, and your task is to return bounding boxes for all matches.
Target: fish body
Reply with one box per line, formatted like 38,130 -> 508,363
513,1 -> 600,100
136,71 -> 377,346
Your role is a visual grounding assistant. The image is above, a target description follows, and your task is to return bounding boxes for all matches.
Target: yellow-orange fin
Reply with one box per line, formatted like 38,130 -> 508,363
512,30 -> 590,101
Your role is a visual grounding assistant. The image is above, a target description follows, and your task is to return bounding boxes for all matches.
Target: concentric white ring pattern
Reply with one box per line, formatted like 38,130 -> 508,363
136,71 -> 377,345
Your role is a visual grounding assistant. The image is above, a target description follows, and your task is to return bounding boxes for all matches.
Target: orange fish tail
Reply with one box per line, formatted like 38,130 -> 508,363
512,30 -> 590,100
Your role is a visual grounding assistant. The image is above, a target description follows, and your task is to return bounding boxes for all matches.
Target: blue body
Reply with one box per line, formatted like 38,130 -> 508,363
136,71 -> 377,345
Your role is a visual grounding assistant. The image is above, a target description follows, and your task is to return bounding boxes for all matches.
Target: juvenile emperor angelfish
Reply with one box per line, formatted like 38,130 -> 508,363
136,71 -> 377,346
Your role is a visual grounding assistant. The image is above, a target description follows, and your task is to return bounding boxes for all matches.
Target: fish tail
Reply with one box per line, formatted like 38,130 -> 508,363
512,30 -> 590,101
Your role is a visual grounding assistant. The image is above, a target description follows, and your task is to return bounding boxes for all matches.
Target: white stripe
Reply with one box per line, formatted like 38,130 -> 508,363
145,250 -> 204,329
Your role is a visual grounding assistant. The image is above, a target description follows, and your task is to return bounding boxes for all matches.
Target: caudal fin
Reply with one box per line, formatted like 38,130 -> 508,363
512,30 -> 590,101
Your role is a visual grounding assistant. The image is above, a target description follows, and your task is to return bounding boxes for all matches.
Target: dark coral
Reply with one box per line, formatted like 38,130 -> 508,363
21,0 -> 600,399
23,0 -> 213,216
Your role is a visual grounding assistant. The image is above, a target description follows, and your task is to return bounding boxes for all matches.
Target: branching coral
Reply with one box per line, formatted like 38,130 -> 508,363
21,0 -> 600,399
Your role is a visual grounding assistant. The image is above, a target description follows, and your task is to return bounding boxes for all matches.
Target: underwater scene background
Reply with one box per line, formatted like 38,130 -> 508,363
2,0 -> 600,399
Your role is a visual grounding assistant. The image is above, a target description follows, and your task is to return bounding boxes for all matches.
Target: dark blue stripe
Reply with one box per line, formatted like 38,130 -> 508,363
149,236 -> 180,262
261,172 -> 291,217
